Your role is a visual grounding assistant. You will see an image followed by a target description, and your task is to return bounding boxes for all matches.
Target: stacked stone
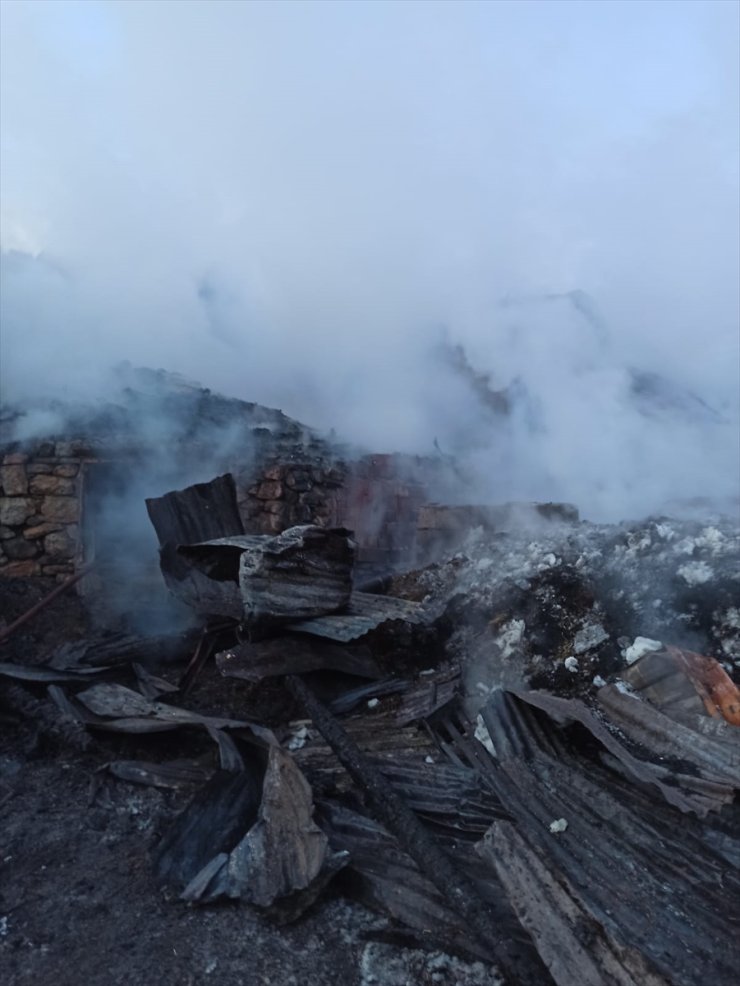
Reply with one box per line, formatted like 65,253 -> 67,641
238,460 -> 347,535
0,444 -> 82,579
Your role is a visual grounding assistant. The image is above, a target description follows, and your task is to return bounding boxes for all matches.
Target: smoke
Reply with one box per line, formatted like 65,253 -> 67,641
1,0 -> 738,521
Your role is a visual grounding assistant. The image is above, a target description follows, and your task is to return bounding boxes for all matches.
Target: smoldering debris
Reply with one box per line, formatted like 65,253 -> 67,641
1,470 -> 739,986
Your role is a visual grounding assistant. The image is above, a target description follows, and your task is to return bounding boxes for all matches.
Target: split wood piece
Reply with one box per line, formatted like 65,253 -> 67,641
284,673 -> 535,982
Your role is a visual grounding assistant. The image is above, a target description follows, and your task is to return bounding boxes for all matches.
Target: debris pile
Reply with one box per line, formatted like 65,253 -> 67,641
1,472 -> 738,985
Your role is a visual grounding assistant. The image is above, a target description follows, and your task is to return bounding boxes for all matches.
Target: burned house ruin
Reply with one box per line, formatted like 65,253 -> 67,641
1,368 -> 578,627
0,370 -> 436,620
2,368 -> 738,986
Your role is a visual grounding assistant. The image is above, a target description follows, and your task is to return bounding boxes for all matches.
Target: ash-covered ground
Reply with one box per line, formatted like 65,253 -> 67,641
1,507 -> 738,986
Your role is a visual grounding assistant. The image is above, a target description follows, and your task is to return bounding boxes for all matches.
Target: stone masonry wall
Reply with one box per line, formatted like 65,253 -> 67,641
0,445 -> 84,579
237,460 -> 347,536
236,454 -> 432,576
0,441 -> 440,587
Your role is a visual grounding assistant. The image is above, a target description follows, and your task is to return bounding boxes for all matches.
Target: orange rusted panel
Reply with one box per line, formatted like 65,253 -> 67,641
665,645 -> 740,726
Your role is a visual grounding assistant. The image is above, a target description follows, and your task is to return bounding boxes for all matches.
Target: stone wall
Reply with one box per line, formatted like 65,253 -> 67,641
236,454 -> 431,576
237,460 -> 347,535
1,433 -> 469,589
0,446 -> 84,579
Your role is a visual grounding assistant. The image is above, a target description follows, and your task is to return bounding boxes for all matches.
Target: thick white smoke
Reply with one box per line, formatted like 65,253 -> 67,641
1,0 -> 738,520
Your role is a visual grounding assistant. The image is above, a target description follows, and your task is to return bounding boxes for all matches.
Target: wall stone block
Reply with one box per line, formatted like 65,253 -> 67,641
0,464 -> 29,495
44,528 -> 78,559
0,497 -> 35,526
2,560 -> 41,577
24,523 -> 63,539
3,537 -> 39,560
256,480 -> 283,500
29,475 -> 77,496
40,496 -> 79,523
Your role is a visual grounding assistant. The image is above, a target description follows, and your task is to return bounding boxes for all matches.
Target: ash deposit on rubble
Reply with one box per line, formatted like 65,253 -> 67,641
402,511 -> 740,715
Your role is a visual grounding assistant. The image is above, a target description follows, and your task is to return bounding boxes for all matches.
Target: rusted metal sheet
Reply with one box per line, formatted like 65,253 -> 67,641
58,682 -> 273,738
106,759 -> 212,789
665,645 -> 740,725
316,800 -> 546,975
155,746 -> 335,915
622,645 -> 740,726
478,821 -> 669,986
0,662 -> 105,683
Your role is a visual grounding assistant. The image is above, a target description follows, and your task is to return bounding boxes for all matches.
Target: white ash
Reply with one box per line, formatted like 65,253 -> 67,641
360,942 -> 501,986
624,637 -> 663,664
677,561 -> 714,585
573,621 -> 609,654
424,512 -> 739,695
474,715 -> 497,756
615,679 -> 635,694
286,725 -> 310,751
549,818 -> 568,833
496,619 -> 526,659
564,657 -> 579,673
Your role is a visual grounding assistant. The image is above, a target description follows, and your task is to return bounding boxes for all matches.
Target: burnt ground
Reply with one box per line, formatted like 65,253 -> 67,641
0,579 -> 498,986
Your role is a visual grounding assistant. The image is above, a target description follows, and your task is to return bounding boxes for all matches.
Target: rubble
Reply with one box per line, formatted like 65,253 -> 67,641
1,462 -> 739,985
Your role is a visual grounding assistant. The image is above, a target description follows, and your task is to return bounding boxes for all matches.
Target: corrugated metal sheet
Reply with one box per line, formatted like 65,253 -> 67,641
435,690 -> 740,986
290,591 -> 424,642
